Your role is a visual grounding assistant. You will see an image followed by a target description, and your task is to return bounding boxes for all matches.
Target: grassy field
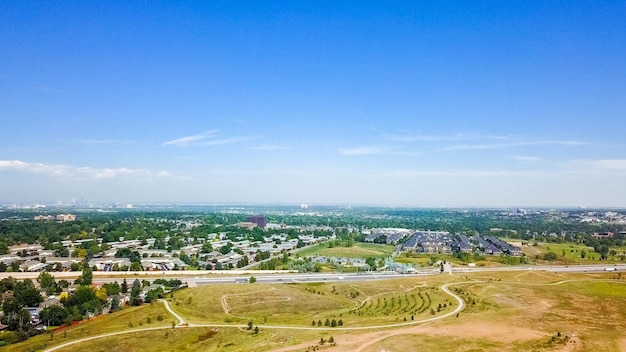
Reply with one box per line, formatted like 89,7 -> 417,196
172,278 -> 454,327
297,242 -> 394,258
47,327 -> 331,352
1,301 -> 172,352
5,271 -> 626,352
512,240 -> 626,264
361,273 -> 626,352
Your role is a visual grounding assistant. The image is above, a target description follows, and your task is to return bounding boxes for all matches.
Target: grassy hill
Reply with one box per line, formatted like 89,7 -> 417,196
5,271 -> 626,352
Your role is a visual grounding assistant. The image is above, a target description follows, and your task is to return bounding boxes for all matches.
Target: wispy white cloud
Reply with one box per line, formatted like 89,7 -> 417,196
338,146 -> 393,156
201,136 -> 259,146
442,140 -> 589,152
567,159 -> 626,171
512,155 -> 541,163
0,160 -> 70,176
248,144 -> 292,151
162,130 -> 220,147
0,160 -> 154,179
75,167 -> 149,179
162,130 -> 258,147
372,169 -> 551,178
384,132 -> 509,143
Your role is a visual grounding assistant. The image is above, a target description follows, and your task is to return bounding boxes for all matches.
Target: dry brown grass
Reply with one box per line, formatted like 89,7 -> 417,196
6,272 -> 626,352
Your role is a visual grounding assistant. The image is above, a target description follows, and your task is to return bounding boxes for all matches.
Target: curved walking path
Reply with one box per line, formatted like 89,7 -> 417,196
159,299 -> 186,326
41,277 -> 626,351
42,281 -> 470,351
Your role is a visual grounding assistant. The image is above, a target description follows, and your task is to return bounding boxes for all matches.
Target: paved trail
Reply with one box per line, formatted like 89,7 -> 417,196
159,299 -> 186,326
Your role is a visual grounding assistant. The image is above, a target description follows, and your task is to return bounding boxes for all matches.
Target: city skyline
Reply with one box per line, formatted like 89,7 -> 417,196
1,1 -> 625,207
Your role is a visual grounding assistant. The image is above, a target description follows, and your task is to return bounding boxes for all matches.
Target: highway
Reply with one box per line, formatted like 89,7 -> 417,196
191,263 -> 626,286
2,263 -> 623,286
84,263 -> 626,286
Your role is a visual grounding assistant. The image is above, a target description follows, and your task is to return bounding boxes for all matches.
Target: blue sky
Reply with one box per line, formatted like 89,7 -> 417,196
1,1 -> 625,207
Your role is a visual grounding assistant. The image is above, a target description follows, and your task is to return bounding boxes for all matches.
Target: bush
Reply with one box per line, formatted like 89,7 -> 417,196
543,252 -> 558,261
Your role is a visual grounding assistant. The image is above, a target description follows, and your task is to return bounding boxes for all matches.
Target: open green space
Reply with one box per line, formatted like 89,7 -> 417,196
297,242 -> 395,259
1,301 -> 171,352
5,272 -> 626,352
45,327 -> 329,352
172,278 -> 453,327
514,240 -> 626,264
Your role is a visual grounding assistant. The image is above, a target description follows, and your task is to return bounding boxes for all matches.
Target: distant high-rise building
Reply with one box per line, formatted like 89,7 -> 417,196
247,215 -> 267,229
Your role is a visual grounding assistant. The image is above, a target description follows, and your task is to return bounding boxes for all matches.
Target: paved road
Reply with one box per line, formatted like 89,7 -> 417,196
3,263 -> 623,285
81,263 -> 626,286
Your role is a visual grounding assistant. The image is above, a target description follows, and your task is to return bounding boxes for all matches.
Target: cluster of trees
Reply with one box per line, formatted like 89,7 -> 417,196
0,278 -> 44,345
288,257 -> 322,272
258,252 -> 290,270
0,268 -> 106,345
0,268 -> 186,347
311,318 -> 343,327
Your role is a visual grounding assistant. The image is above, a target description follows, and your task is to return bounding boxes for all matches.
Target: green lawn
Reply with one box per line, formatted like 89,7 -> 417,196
517,241 -> 626,263
298,242 -> 395,258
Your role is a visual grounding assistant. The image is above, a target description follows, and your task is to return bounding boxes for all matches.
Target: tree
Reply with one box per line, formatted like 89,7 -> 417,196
40,305 -> 69,326
237,256 -> 249,268
247,321 -> 253,330
144,288 -> 164,303
130,261 -> 143,271
542,252 -> 558,261
69,262 -> 81,271
54,246 -> 69,257
130,279 -> 142,306
74,267 -> 93,286
249,276 -> 257,283
14,279 -> 43,307
121,278 -> 128,294
110,296 -> 120,311
201,242 -> 213,253
103,282 -> 121,296
38,271 -> 57,292
220,244 -> 232,255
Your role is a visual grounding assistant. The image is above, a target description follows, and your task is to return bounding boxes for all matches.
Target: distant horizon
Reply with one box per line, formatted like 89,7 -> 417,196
2,200 -> 626,211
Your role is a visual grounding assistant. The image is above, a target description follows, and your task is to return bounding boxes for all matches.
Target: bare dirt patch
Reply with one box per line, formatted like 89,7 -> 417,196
491,293 -> 524,308
268,321 -> 546,352
618,338 -> 626,352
